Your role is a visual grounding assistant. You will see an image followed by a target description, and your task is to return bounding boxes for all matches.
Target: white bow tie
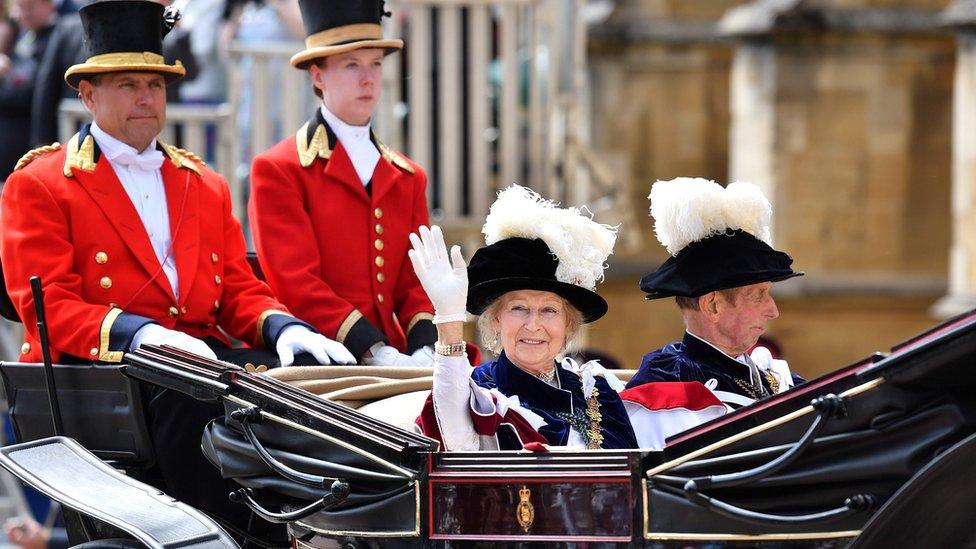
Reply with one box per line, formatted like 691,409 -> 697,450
113,148 -> 164,172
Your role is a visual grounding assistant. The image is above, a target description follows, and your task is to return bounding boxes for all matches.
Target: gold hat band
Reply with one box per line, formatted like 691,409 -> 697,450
85,51 -> 170,66
305,23 -> 383,49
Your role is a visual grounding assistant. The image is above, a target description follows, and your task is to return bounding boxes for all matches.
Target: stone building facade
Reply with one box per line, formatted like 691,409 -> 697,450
585,0 -> 969,378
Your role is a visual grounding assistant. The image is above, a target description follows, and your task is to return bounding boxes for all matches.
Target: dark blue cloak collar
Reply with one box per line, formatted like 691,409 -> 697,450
470,352 -> 637,449
681,331 -> 759,385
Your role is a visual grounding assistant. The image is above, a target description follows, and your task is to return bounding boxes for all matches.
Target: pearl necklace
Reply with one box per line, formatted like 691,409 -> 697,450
535,367 -> 557,384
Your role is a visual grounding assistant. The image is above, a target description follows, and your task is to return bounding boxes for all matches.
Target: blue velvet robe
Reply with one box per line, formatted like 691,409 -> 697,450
471,352 -> 638,450
625,332 -> 805,401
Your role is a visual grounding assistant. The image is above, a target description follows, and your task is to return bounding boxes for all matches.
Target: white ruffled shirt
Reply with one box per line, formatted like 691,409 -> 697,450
90,123 -> 179,298
320,103 -> 380,187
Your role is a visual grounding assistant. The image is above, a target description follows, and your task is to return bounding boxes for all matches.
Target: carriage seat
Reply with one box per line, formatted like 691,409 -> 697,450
0,256 -> 154,467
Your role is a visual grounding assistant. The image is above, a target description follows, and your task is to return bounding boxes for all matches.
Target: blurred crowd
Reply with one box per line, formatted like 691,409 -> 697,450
0,0 -> 305,182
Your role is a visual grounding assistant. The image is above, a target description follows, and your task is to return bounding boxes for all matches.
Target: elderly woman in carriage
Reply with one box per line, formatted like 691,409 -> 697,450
408,185 -> 728,451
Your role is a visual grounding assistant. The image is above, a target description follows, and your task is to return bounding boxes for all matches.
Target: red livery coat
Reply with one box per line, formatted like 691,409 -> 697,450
1,129 -> 292,363
249,113 -> 435,360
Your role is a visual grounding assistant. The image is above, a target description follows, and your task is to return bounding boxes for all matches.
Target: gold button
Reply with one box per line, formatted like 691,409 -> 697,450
211,252 -> 219,263
214,275 -> 222,285
373,208 -> 383,219
375,256 -> 384,267
95,251 -> 108,264
90,347 -> 98,357
99,276 -> 112,289
168,306 -> 179,317
206,323 -> 213,328
374,239 -> 384,251
214,300 -> 220,309
20,342 -> 30,355
377,293 -> 385,303
376,272 -> 385,283
180,306 -> 187,315
375,224 -> 384,235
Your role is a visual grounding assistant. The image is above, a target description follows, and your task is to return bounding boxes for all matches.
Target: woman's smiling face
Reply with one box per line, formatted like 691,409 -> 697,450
493,290 -> 569,375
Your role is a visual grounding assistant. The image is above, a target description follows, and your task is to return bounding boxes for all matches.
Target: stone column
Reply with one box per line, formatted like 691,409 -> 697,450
727,42 -> 778,234
935,1 -> 976,317
720,0 -> 954,293
720,1 -> 802,251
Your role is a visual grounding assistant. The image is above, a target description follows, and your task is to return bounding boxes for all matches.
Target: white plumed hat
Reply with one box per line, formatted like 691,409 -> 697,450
650,177 -> 773,257
467,185 -> 616,322
640,177 -> 802,299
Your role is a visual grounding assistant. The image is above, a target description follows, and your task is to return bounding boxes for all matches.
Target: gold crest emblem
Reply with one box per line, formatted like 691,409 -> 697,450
516,485 -> 535,533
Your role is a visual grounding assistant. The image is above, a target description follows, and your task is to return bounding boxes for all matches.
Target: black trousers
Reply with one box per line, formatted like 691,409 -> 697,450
144,343 -> 290,547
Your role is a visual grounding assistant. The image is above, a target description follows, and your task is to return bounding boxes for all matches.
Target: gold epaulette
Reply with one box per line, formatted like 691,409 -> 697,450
159,141 -> 203,175
63,133 -> 96,176
14,142 -> 61,172
375,136 -> 416,174
296,121 -> 331,168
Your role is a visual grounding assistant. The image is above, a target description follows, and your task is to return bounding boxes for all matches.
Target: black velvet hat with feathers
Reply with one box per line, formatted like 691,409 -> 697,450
639,178 -> 802,300
466,186 -> 615,323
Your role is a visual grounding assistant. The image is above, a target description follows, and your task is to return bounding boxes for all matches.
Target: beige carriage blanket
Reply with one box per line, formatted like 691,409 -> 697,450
265,365 -> 638,407
264,366 -> 637,431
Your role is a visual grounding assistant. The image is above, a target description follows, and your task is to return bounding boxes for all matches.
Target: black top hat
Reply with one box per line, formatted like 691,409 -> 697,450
290,0 -> 403,68
467,238 -> 609,323
639,229 -> 803,299
64,0 -> 185,89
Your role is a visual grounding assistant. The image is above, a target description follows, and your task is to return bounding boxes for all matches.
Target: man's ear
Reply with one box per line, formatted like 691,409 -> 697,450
699,292 -> 721,321
77,80 -> 95,111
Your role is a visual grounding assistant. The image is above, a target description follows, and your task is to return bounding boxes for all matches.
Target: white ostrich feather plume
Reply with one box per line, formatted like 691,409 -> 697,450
482,185 -> 616,290
649,178 -> 772,256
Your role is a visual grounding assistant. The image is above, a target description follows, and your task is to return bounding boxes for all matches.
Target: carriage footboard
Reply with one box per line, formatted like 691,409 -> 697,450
0,436 -> 239,549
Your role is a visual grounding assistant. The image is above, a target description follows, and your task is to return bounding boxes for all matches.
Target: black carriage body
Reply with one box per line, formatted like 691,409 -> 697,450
3,311 -> 976,547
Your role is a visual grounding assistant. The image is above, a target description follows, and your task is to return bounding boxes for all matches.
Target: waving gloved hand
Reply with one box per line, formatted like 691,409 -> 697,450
408,225 -> 467,324
131,323 -> 218,360
275,325 -> 356,367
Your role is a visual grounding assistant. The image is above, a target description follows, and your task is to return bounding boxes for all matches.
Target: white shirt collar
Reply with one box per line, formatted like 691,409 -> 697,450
319,102 -> 372,144
90,122 -> 158,161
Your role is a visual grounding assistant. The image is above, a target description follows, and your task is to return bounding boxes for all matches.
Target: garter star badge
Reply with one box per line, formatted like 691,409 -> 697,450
516,485 -> 535,533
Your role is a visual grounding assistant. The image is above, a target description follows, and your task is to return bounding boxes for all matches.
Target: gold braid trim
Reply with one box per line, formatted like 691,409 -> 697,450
585,386 -> 604,449
336,310 -> 363,344
296,122 -> 331,168
374,133 -> 415,174
406,312 -> 434,335
98,307 -> 125,363
15,142 -> 61,171
257,310 -> 293,347
159,141 -> 203,175
63,133 -> 96,177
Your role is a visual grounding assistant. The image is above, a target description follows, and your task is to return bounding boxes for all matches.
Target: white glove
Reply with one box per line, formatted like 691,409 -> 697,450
131,323 -> 218,360
275,325 -> 356,367
407,225 -> 467,324
365,344 -> 426,367
410,345 -> 436,366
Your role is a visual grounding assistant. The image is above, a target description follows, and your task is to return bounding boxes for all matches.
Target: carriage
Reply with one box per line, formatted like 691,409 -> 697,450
0,305 -> 974,547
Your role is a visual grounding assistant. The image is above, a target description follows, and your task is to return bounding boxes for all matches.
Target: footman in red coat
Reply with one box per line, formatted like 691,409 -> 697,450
249,0 -> 436,366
